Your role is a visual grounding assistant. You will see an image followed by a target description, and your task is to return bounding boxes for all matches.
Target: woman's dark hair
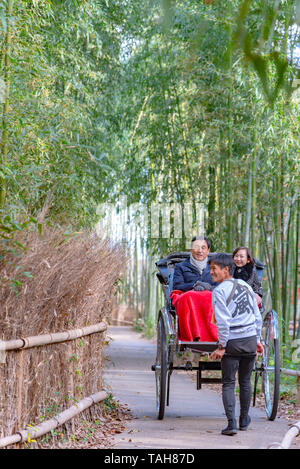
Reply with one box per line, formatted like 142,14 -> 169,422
208,253 -> 234,274
232,246 -> 254,265
191,236 -> 210,249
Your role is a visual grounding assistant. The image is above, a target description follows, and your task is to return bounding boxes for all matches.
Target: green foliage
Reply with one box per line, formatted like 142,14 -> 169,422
109,0 -> 299,343
0,0 -> 125,227
0,0 -> 299,343
233,0 -> 298,105
0,211 -> 38,293
103,394 -> 118,412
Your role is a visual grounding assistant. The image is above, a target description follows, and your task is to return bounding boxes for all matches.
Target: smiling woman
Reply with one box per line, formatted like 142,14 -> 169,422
232,246 -> 263,305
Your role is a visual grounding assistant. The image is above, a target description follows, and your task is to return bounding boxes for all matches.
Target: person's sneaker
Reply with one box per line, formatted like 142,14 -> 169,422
239,415 -> 251,431
221,419 -> 238,436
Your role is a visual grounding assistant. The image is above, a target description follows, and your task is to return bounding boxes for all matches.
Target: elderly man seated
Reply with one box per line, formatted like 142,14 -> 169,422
171,237 -> 218,342
173,236 -> 216,292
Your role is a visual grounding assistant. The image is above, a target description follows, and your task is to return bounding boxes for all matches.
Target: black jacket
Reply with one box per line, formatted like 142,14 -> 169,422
172,257 -> 216,292
233,264 -> 263,298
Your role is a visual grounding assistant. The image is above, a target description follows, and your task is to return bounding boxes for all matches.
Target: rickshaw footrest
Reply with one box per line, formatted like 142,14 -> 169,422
197,361 -> 222,389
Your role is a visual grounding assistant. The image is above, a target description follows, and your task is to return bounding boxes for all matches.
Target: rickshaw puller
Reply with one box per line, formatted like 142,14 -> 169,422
209,254 -> 264,436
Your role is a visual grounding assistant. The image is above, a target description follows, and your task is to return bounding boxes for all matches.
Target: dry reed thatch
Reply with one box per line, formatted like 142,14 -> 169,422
0,226 -> 126,444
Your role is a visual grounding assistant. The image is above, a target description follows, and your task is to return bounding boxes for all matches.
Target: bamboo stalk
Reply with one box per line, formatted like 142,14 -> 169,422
244,157 -> 252,246
259,220 -> 273,287
2,339 -> 25,351
0,322 -> 107,352
295,196 -> 299,340
283,197 -> 293,336
272,173 -> 282,334
225,0 -> 233,252
250,136 -> 257,256
0,434 -> 21,448
0,0 -> 14,207
65,342 -> 74,403
0,390 -> 108,448
174,87 -> 197,223
130,94 -> 149,144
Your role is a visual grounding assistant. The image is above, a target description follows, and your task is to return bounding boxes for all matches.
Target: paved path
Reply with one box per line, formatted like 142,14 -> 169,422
103,326 -> 291,449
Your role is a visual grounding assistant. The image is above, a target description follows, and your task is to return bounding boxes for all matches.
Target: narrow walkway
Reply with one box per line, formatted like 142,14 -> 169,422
103,326 -> 290,449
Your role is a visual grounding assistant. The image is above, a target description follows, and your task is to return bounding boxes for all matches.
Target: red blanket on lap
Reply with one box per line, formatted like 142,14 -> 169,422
170,290 -> 218,342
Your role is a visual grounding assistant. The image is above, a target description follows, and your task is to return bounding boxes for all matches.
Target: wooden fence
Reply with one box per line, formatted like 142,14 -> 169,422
0,322 -> 108,448
1,324 -> 299,449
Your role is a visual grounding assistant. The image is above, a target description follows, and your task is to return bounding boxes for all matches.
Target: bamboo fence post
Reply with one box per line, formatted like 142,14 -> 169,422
0,322 -> 107,352
0,360 -> 5,437
65,341 -> 74,395
15,350 -> 24,449
66,341 -> 75,435
16,350 -> 24,428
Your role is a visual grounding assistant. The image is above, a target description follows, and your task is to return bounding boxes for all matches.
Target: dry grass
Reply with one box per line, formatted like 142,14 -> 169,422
0,226 -> 126,444
36,399 -> 133,449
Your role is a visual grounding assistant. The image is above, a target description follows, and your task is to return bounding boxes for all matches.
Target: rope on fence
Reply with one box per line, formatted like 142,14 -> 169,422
0,390 -> 109,448
0,321 -> 107,352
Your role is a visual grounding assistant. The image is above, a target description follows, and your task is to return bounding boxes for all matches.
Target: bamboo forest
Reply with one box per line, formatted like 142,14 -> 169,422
1,0 -> 299,347
0,0 -> 300,450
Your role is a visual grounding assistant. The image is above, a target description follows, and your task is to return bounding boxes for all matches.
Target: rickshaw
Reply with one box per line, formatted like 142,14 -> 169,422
151,251 -> 280,422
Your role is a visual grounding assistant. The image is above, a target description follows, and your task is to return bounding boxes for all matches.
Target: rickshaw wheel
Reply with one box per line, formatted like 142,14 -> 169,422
155,315 -> 167,420
262,311 -> 280,421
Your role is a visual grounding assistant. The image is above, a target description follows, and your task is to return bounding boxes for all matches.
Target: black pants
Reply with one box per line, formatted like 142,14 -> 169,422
221,336 -> 257,421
